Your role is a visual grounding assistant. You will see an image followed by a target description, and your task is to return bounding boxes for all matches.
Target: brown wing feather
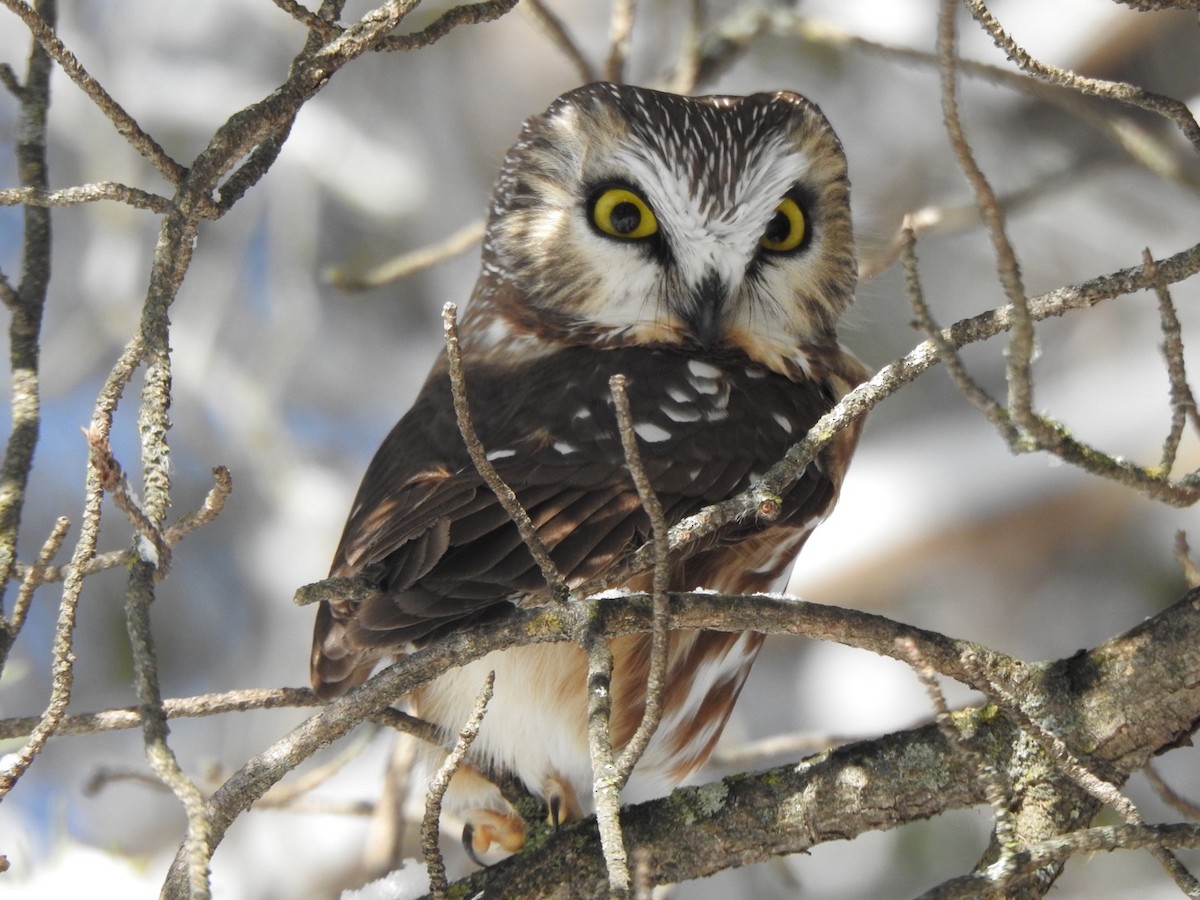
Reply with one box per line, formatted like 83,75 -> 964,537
311,342 -> 847,698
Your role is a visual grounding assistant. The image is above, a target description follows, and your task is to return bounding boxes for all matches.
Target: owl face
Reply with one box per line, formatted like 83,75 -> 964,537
477,82 -> 856,376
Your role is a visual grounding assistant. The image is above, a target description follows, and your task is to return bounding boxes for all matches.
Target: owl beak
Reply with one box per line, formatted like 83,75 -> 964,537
682,270 -> 730,350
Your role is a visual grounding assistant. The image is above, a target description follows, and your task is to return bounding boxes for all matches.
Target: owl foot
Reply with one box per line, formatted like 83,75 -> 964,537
461,808 -> 526,866
543,774 -> 583,829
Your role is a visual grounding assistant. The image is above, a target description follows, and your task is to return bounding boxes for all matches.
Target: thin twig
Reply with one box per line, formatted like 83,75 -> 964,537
0,517 -> 72,797
269,0 -> 343,39
84,426 -> 173,576
257,727 -> 380,809
442,302 -> 568,602
11,465 -> 232,585
377,0 -> 520,52
0,0 -> 53,625
604,0 -> 637,83
0,687 -> 443,749
937,0 -> 1037,441
362,728 -> 421,879
1145,249 -> 1200,477
1175,532 -> 1200,589
126,561 -> 213,900
584,631 -> 631,893
609,374 -> 670,787
0,182 -> 172,213
0,0 -> 186,183
422,670 -> 494,899
0,61 -> 21,97
710,731 -> 850,768
1145,763 -> 1200,821
898,637 -> 1019,884
964,0 -> 1200,154
666,0 -> 705,94
901,219 -> 1017,442
522,0 -> 597,82
4,515 -> 68,656
963,651 -> 1200,896
326,219 -> 484,291
920,823 -> 1200,900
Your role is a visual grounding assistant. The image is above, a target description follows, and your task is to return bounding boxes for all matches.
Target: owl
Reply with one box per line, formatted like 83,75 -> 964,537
311,82 -> 869,859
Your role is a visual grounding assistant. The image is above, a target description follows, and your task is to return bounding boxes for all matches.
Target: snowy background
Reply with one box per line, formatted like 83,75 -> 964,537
0,1 -> 1197,897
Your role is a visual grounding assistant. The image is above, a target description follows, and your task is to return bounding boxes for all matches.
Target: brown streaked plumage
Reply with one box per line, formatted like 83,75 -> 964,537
311,82 -> 870,858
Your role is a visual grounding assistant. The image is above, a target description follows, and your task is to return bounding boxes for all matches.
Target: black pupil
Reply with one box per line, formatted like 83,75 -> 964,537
765,209 -> 791,244
610,201 -> 641,234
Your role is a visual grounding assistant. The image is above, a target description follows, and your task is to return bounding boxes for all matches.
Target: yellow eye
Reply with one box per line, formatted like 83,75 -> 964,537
760,195 -> 808,253
589,187 -> 658,240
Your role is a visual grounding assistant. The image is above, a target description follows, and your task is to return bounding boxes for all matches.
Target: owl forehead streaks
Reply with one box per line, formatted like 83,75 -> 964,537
480,83 -> 856,372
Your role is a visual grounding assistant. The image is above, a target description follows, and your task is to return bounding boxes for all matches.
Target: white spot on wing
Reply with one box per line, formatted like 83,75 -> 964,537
772,413 -> 793,433
486,448 -> 516,461
687,359 -> 723,380
553,441 -> 578,454
664,404 -> 702,423
633,422 -> 672,443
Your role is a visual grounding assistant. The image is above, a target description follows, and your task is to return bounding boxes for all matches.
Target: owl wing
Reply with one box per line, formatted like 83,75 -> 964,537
311,342 -> 843,698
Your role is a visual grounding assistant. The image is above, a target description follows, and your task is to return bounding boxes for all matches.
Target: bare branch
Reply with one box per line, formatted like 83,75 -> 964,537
608,374 -> 669,786
270,0 -> 343,38
0,517 -> 69,796
84,426 -> 172,577
584,631 -> 630,892
937,0 -> 1037,436
962,650 -> 1200,895
376,0 -> 520,52
666,0 -> 705,94
963,0 -> 1200,154
0,0 -> 187,183
898,637 -> 1020,885
711,731 -> 849,768
1176,532 -> 1200,589
0,182 -> 172,213
1145,763 -> 1200,822
1145,249 -> 1200,477
522,0 -> 597,82
0,60 -> 21,97
902,219 -> 1017,442
0,0 -> 53,626
10,465 -> 232,585
604,0 -> 636,83
423,670 -> 494,899
2,514 -> 68,660
442,302 -> 568,602
921,823 -> 1200,900
327,219 -> 484,291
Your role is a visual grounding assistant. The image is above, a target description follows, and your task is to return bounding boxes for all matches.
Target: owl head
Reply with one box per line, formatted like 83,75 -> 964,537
471,82 -> 856,377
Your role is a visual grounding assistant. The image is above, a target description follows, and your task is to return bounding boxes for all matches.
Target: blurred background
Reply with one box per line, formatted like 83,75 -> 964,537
0,0 -> 1197,897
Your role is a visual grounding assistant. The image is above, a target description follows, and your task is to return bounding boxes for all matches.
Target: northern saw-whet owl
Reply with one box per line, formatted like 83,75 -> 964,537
311,82 -> 869,858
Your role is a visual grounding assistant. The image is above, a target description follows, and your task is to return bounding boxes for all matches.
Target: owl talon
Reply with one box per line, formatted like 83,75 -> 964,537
543,775 -> 582,829
461,808 -> 526,866
461,823 -> 483,868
